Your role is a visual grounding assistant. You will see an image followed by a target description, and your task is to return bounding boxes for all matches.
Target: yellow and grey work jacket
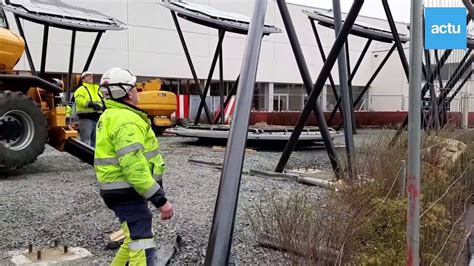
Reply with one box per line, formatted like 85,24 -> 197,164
73,82 -> 103,120
94,99 -> 167,208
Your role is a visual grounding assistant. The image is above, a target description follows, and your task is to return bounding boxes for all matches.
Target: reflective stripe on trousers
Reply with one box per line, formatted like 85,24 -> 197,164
128,239 -> 156,251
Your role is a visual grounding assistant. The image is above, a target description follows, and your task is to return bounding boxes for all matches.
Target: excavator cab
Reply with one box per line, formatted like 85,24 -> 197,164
0,0 -> 126,168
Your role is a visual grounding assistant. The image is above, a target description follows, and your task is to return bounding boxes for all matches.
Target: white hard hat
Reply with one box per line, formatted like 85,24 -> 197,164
81,71 -> 93,79
99,67 -> 137,99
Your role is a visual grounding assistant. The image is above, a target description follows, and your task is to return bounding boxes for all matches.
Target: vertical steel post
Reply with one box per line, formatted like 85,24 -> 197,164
344,38 -> 357,133
204,1 -> 267,264
276,0 -> 364,175
66,30 -> 76,102
275,0 -> 341,176
219,30 -> 225,125
40,25 -> 49,77
406,0 -> 423,264
399,160 -> 407,198
332,0 -> 356,178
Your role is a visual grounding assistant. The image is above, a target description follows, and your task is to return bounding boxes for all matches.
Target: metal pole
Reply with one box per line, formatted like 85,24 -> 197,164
66,30 -> 76,102
345,38 -> 357,134
83,32 -> 103,72
171,11 -> 213,124
205,0 -> 267,264
14,16 -> 36,76
40,25 -> 49,77
332,0 -> 356,178
406,0 -> 423,264
219,30 -> 225,125
275,0 -> 341,176
276,0 -> 364,175
194,30 -> 225,125
399,160 -> 406,198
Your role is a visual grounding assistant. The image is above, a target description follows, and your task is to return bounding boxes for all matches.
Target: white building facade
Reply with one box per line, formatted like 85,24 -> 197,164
6,0 -> 473,117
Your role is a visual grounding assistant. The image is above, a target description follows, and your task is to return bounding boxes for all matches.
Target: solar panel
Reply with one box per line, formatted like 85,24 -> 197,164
158,1 -> 281,35
3,0 -> 127,32
304,10 -> 409,44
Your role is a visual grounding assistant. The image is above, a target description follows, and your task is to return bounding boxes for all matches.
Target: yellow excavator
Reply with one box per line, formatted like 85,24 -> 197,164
0,1 -> 176,169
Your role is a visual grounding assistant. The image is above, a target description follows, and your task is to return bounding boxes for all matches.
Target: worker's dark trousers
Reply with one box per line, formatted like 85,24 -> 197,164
108,200 -> 158,266
79,118 -> 97,147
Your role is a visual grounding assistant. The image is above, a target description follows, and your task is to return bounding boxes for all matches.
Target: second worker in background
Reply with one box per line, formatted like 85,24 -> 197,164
74,71 -> 104,147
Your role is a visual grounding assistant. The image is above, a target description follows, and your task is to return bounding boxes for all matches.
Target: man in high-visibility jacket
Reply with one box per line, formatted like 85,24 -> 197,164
94,67 -> 173,265
74,71 -> 103,147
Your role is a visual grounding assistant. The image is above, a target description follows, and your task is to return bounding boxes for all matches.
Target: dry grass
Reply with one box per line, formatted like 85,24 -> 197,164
248,129 -> 474,265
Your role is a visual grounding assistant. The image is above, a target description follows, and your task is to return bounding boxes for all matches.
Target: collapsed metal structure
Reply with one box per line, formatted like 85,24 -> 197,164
158,1 -> 280,126
193,0 -> 472,263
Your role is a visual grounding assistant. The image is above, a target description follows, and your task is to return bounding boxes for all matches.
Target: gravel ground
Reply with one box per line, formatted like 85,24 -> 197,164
0,129 -> 388,265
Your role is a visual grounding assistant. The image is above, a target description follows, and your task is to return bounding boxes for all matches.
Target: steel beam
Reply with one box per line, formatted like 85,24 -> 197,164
219,30 -> 224,125
434,50 -> 444,88
83,32 -> 103,72
336,43 -> 397,129
447,70 -> 473,102
406,0 -> 424,263
276,0 -> 364,177
329,38 -> 372,125
275,0 -> 341,176
309,19 -> 342,121
332,0 -> 356,178
213,75 -> 240,124
171,11 -> 213,124
194,30 -> 226,125
204,1 -> 267,264
66,30 -> 76,102
382,0 -> 409,79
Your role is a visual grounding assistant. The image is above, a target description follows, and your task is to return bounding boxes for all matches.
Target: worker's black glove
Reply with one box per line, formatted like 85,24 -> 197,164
87,102 -> 102,111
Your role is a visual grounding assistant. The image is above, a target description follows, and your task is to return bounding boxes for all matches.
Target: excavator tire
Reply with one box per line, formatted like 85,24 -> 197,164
0,91 -> 48,169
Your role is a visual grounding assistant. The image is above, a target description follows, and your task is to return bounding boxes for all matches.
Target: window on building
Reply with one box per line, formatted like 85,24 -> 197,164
326,85 -> 368,111
253,83 -> 267,111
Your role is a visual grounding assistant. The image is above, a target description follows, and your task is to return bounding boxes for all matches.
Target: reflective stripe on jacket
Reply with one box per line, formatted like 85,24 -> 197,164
94,99 -> 166,207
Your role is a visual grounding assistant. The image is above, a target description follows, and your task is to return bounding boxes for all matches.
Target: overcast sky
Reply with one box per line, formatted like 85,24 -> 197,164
287,0 -> 413,23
